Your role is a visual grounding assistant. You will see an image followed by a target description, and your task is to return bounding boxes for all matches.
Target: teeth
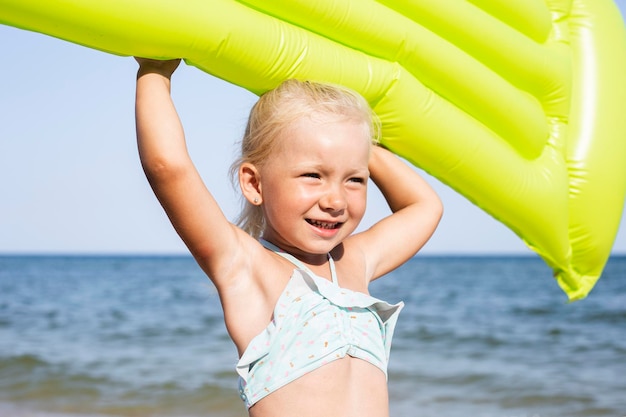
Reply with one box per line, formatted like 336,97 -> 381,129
308,219 -> 338,229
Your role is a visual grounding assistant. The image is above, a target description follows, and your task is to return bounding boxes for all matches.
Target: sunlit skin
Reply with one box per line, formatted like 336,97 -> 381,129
135,57 -> 443,417
237,118 -> 390,415
254,116 -> 371,268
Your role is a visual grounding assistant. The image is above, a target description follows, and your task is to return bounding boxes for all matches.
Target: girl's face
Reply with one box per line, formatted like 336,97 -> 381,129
259,116 -> 370,263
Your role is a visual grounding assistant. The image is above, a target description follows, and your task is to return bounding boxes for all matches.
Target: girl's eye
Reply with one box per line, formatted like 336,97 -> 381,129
302,173 -> 320,179
349,177 -> 365,184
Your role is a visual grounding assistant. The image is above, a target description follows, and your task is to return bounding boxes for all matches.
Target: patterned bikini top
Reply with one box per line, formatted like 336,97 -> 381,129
236,239 -> 403,408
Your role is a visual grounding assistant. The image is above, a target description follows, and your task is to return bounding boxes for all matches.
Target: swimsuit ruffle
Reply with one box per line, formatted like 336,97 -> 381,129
236,269 -> 403,408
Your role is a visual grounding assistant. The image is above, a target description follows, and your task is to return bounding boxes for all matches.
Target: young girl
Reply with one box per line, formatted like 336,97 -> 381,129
135,58 -> 442,417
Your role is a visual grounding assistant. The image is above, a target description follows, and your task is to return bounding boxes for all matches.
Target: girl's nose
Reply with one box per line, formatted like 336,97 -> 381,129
319,186 -> 347,213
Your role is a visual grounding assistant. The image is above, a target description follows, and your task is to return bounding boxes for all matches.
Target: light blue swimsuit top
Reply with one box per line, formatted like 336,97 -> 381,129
236,240 -> 404,408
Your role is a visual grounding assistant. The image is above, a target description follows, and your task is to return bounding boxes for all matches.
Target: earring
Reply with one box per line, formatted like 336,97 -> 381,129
253,197 -> 259,205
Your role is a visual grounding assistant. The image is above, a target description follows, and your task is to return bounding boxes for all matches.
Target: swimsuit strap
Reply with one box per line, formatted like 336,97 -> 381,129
259,239 -> 338,284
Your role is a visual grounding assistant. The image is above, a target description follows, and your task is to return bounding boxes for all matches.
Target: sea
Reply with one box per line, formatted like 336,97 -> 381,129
0,254 -> 624,417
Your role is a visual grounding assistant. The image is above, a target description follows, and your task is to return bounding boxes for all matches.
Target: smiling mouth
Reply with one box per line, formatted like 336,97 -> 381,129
306,219 -> 341,229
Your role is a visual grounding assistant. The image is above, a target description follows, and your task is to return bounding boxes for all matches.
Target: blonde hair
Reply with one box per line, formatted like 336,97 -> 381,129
230,79 -> 381,238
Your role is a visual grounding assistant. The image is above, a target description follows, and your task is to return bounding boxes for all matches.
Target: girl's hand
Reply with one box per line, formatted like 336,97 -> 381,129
135,57 -> 181,78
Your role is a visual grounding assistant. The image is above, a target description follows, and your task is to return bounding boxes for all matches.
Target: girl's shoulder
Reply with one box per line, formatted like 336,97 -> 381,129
330,239 -> 371,291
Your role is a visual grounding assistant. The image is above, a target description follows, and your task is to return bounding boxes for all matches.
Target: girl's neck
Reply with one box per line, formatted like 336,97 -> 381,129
259,238 -> 338,283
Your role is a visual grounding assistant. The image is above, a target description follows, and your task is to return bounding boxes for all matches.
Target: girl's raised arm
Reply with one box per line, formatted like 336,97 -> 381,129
134,58 -> 243,281
360,145 -> 443,281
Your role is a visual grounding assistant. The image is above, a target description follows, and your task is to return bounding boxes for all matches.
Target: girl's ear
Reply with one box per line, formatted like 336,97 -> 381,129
239,162 -> 263,205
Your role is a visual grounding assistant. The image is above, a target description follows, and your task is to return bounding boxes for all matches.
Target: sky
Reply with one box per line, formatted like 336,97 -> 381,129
1,2 -> 626,258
